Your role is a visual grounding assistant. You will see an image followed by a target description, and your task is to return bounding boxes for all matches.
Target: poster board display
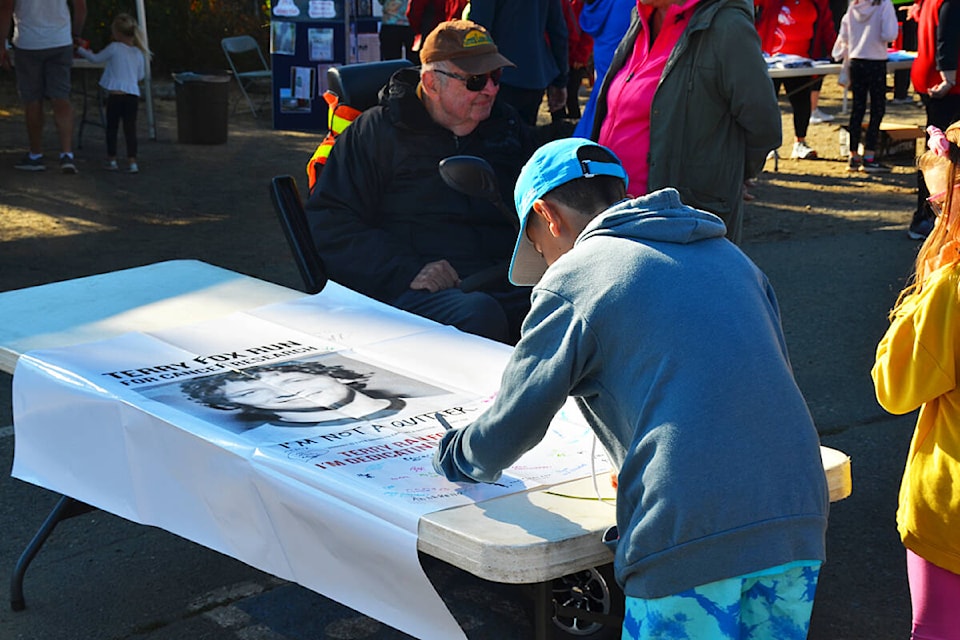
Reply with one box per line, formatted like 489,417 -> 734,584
271,0 -> 381,130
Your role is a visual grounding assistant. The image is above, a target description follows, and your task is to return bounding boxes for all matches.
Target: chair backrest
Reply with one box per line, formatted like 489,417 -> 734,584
221,35 -> 269,74
326,59 -> 413,111
270,175 -> 327,294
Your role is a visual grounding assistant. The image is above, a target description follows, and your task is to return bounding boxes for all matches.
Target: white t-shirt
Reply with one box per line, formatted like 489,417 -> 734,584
12,0 -> 73,50
78,42 -> 146,96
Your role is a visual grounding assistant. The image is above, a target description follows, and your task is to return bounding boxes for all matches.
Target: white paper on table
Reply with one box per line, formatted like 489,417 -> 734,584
11,284 -> 609,640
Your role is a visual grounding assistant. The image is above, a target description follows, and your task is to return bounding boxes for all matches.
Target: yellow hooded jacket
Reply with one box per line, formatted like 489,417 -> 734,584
873,264 -> 960,575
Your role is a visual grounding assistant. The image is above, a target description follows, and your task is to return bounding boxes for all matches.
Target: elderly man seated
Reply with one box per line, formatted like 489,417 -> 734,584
306,20 -> 538,345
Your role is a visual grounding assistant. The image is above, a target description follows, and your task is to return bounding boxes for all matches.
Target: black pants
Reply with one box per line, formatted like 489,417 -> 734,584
914,93 -> 960,223
497,83 -> 545,126
379,24 -> 415,62
105,93 -> 139,159
772,77 -> 813,139
848,59 -> 887,154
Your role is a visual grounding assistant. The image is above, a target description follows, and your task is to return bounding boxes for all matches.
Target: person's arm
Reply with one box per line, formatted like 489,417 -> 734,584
76,41 -> 111,63
547,0 -> 569,87
802,0 -> 837,59
872,276 -> 958,415
71,0 -> 87,41
305,112 -> 427,303
831,14 -> 848,61
714,4 -> 782,178
433,288 -> 596,483
907,0 -> 922,22
935,0 -> 959,87
881,0 -> 901,45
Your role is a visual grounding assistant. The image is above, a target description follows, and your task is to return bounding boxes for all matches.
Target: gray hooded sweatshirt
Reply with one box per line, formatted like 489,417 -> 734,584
434,188 -> 828,599
832,0 -> 900,62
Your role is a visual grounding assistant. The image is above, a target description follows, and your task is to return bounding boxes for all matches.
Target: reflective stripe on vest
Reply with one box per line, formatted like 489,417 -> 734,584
306,91 -> 363,193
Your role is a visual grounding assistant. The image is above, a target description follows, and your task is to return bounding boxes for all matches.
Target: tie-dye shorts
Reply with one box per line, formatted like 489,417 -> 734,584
621,561 -> 821,640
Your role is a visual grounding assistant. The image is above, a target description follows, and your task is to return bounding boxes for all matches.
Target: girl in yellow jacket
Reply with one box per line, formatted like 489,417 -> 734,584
872,119 -> 960,640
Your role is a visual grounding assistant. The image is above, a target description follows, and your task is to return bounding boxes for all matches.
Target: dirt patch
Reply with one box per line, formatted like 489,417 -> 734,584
1,72 -> 925,294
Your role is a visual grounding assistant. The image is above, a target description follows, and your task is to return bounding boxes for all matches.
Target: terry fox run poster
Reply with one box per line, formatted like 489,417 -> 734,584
11,283 -> 610,640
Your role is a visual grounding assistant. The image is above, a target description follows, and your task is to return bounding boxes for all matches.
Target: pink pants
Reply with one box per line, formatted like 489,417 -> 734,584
907,549 -> 960,640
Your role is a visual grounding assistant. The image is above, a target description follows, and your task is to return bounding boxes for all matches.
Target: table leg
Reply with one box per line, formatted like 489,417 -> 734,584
533,580 -> 554,640
10,495 -> 95,612
76,69 -> 105,151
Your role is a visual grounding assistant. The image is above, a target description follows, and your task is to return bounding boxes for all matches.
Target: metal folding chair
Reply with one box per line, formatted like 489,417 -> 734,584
221,35 -> 271,117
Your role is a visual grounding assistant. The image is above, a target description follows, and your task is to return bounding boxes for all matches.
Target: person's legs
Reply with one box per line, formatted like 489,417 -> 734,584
23,101 -> 45,155
785,78 -> 813,139
862,59 -> 889,171
620,563 -> 820,640
51,98 -> 74,157
863,60 -> 888,151
848,60 -> 869,157
496,83 -> 545,126
120,94 -> 139,163
391,287 -> 512,344
783,78 -> 816,158
43,46 -> 76,158
485,286 -> 531,345
379,24 -> 403,60
565,67 -> 586,119
13,48 -> 48,158
740,563 -> 820,639
810,76 -> 833,123
906,549 -> 960,640
105,94 -> 122,160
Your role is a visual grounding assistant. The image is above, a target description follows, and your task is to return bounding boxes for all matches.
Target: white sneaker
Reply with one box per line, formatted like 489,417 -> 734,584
809,108 -> 835,124
791,141 -> 818,159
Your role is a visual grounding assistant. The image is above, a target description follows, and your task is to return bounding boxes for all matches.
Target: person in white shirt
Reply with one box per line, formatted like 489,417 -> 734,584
77,12 -> 147,173
0,0 -> 87,173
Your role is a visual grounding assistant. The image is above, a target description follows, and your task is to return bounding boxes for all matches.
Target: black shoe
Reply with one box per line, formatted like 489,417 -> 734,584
60,154 -> 78,174
908,216 -> 935,240
15,154 -> 45,171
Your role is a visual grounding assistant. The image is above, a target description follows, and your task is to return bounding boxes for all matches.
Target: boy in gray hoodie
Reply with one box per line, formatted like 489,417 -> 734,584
433,138 -> 829,638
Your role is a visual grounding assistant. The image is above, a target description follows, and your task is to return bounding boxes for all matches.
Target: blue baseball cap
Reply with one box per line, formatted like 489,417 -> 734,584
509,138 -> 627,286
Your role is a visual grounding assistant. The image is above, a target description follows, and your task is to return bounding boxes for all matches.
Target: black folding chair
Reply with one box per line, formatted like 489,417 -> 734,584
270,175 -> 327,294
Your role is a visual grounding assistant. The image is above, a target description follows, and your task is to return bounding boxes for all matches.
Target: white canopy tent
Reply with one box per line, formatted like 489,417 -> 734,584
134,0 -> 155,139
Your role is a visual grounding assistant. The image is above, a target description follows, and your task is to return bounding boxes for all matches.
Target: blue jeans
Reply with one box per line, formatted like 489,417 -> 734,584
392,286 -> 531,344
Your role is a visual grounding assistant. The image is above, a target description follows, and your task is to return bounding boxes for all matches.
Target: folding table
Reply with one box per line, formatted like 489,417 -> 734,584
2,260 -> 852,640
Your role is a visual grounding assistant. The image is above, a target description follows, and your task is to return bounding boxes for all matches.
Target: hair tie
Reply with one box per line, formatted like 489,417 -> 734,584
927,126 -> 951,157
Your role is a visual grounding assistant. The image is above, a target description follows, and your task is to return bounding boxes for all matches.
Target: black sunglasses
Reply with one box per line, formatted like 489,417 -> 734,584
432,68 -> 502,92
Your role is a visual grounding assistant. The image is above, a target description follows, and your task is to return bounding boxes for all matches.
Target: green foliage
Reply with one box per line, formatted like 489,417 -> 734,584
84,1 -> 270,74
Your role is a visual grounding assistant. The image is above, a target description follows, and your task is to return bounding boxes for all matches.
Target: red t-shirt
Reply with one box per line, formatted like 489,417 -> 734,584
768,0 -> 818,55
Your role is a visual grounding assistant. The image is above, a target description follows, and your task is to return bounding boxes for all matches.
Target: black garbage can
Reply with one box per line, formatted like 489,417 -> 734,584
173,72 -> 230,144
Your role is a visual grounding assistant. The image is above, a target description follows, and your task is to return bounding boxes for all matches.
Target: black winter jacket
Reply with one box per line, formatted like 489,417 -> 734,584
306,67 -> 537,304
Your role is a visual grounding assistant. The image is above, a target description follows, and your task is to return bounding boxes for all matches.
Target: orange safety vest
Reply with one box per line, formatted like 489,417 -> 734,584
306,91 -> 363,194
